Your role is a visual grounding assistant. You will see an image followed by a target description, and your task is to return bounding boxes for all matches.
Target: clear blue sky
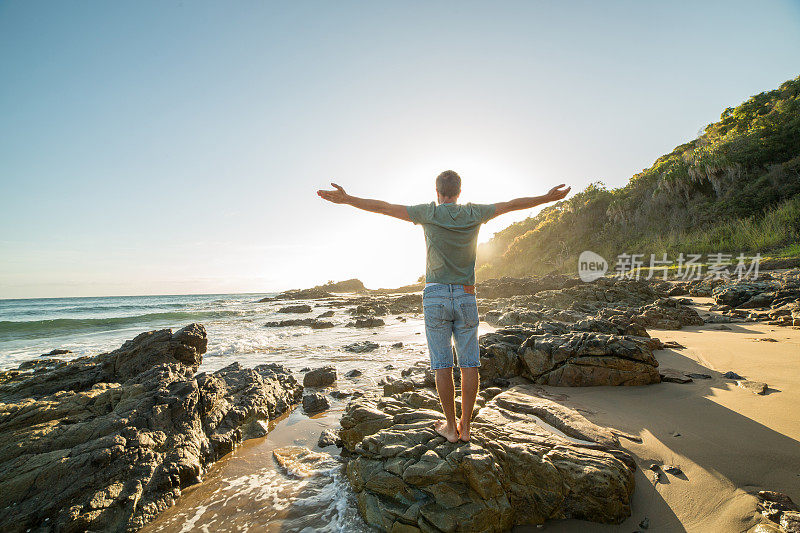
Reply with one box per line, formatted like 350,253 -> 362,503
1,1 -> 799,298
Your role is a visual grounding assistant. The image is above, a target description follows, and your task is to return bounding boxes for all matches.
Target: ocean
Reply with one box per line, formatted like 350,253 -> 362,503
0,292 -> 430,374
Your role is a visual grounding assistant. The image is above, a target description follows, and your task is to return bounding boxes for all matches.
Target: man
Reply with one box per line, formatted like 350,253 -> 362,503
317,170 -> 570,442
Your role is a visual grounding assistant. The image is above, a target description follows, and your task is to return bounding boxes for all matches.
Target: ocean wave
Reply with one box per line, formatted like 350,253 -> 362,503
0,310 -> 246,340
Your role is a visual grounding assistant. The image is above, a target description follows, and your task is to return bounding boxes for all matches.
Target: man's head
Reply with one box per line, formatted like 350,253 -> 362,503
436,170 -> 461,204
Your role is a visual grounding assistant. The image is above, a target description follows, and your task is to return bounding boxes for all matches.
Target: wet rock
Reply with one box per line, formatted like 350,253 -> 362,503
317,310 -> 335,318
264,318 -> 334,329
344,341 -> 380,353
278,304 -> 312,313
0,324 -> 302,533
340,384 -> 637,531
479,328 -> 660,386
331,389 -> 357,399
392,342 -> 404,348
345,369 -> 363,378
41,348 -> 72,357
303,392 -> 330,414
737,380 -> 768,395
349,304 -> 390,316
348,317 -> 386,328
303,366 -> 337,388
318,428 -> 343,448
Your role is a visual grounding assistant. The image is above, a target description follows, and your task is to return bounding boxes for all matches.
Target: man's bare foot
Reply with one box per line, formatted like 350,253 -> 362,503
434,420 -> 459,443
457,419 -> 470,442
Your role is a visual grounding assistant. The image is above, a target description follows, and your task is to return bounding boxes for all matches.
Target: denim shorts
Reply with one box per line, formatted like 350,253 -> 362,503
422,284 -> 481,370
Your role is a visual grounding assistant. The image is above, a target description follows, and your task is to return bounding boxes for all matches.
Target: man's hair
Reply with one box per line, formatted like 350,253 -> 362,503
436,170 -> 461,198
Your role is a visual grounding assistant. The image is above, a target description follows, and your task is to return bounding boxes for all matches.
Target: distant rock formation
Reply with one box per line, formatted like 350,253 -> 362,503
0,324 -> 302,533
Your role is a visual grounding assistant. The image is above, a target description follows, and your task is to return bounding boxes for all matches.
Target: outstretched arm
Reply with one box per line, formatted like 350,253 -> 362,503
317,183 -> 411,222
491,184 -> 571,219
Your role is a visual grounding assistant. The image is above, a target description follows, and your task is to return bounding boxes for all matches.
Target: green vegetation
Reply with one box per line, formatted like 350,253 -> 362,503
477,76 -> 800,279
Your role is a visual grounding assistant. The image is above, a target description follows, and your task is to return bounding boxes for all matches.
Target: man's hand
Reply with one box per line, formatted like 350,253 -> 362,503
317,182 -> 350,204
492,183 -> 572,219
544,184 -> 571,202
316,182 -> 411,221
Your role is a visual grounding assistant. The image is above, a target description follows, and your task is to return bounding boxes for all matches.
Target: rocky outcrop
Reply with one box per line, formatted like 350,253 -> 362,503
264,318 -> 334,329
303,366 -> 337,388
278,304 -> 312,313
476,274 -> 579,299
341,385 -> 637,531
479,328 -> 660,386
0,324 -> 302,533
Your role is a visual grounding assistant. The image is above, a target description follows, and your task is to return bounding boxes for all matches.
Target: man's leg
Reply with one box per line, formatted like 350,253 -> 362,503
453,290 -> 481,442
458,367 -> 479,441
434,367 -> 459,442
423,288 -> 458,443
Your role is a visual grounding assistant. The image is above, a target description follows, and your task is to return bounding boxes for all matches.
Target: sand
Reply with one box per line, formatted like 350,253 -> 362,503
529,297 -> 800,532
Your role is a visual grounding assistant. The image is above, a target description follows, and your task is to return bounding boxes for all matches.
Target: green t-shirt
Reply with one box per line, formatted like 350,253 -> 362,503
406,202 -> 496,285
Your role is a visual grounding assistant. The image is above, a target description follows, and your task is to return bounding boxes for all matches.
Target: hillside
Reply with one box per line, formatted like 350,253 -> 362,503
477,75 -> 800,279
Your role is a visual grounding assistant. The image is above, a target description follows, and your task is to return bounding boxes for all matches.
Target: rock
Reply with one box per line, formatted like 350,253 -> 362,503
723,371 -> 744,379
317,310 -> 335,318
383,379 -> 415,396
273,446 -> 334,477
303,392 -> 330,414
264,318 -> 334,329
663,465 -> 683,476
781,511 -> 800,533
344,341 -> 380,353
758,490 -> 799,522
737,380 -> 768,395
278,304 -> 312,313
345,369 -> 363,378
713,281 -> 780,308
663,340 -> 685,349
392,342 -> 404,348
331,389 -> 357,399
479,328 -> 660,386
686,372 -> 712,380
317,279 -> 367,293
476,274 -> 579,298
268,288 -> 333,300
318,428 -> 343,448
349,304 -> 390,316
639,516 -> 650,529
41,348 -> 72,356
659,369 -> 693,383
348,317 -> 385,328
341,384 -> 636,531
303,366 -> 337,388
0,324 -> 301,533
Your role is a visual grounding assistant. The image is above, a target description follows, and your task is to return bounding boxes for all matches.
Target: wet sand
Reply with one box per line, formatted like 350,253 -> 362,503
144,298 -> 799,533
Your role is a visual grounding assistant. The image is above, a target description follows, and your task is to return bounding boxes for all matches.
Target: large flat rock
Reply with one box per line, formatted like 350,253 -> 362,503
341,384 -> 637,532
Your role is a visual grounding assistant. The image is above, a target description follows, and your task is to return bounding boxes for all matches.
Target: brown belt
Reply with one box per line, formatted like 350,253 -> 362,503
463,285 -> 475,294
